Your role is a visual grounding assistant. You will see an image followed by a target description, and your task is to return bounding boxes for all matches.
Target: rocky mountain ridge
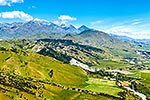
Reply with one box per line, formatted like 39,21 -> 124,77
0,20 -> 90,39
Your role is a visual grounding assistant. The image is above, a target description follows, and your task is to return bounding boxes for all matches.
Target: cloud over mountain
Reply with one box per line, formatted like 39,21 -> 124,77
54,15 -> 77,25
0,11 -> 33,21
58,15 -> 76,21
12,0 -> 23,3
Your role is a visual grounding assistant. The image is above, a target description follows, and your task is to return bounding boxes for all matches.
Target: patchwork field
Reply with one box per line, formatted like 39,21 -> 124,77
92,60 -> 132,68
83,78 -> 124,97
122,70 -> 150,99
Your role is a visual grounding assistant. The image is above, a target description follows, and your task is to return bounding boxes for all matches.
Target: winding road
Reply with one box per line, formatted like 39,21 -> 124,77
124,86 -> 147,100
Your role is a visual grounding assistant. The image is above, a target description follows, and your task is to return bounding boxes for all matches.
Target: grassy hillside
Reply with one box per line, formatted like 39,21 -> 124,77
0,39 -> 105,66
0,38 -> 141,69
0,71 -> 112,100
0,39 -> 145,99
64,30 -> 139,59
0,47 -> 119,100
0,48 -> 88,87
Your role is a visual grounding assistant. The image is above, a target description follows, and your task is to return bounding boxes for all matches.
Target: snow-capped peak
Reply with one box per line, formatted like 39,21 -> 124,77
32,18 -> 51,25
60,23 -> 70,28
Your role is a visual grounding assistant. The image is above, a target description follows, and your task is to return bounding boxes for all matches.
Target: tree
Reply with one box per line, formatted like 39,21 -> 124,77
48,70 -> 53,78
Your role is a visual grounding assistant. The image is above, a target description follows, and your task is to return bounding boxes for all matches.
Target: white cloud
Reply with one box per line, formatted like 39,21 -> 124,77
0,11 -> 33,21
58,15 -> 76,21
53,20 -> 59,25
0,0 -> 7,6
106,25 -> 150,39
91,20 -> 103,25
131,18 -> 143,25
139,23 -> 150,28
129,32 -> 150,39
0,0 -> 24,6
132,18 -> 143,22
33,18 -> 49,22
107,26 -> 131,35
132,21 -> 142,25
28,6 -> 36,9
12,0 -> 23,3
89,17 -> 150,39
54,15 -> 77,25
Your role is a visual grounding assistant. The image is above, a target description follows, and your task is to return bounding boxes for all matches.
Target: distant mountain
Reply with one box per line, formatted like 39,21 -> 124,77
64,30 -> 138,58
78,25 -> 90,32
60,24 -> 80,34
110,34 -> 150,46
134,39 -> 150,46
27,29 -> 138,59
110,34 -> 133,42
0,22 -> 23,39
0,20 -> 81,39
1,19 -> 150,48
14,20 -> 58,37
64,30 -> 126,47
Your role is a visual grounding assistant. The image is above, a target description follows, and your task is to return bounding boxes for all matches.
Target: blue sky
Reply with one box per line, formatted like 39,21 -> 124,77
0,0 -> 150,39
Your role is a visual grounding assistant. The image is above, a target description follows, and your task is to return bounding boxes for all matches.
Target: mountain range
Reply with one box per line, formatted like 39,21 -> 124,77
111,34 -> 150,46
0,19 -> 90,39
1,19 -> 150,48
